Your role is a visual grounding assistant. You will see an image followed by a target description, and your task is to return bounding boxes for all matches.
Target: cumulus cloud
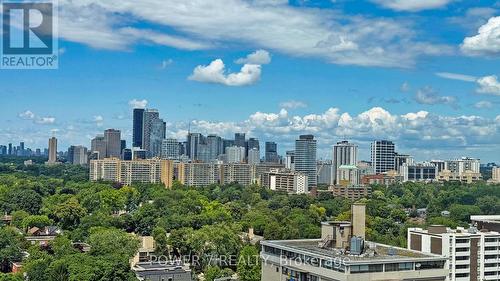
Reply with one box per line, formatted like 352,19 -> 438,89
279,100 -> 307,109
461,16 -> 500,56
477,75 -> 500,96
414,87 -> 458,108
93,115 -> 104,127
235,50 -> 271,65
129,99 -> 148,109
55,0 -> 451,67
371,0 -> 452,11
19,110 -> 35,120
189,59 -> 262,86
474,101 -> 493,109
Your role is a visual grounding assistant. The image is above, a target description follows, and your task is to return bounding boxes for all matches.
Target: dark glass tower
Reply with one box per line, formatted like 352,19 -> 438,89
132,108 -> 145,148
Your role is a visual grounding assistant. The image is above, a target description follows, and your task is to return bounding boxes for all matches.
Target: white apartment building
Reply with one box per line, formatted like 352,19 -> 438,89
261,168 -> 308,194
490,167 -> 500,184
408,225 -> 500,281
226,146 -> 246,163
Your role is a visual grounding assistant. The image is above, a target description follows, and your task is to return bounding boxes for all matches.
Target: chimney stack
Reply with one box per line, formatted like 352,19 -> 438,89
351,202 -> 366,239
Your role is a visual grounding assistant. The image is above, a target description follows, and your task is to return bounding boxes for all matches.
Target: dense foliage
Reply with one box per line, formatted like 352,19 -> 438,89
0,162 -> 498,280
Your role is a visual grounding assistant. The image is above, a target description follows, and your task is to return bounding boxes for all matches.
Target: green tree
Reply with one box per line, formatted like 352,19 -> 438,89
237,246 -> 261,281
0,228 -> 23,273
22,215 -> 53,231
53,198 -> 87,229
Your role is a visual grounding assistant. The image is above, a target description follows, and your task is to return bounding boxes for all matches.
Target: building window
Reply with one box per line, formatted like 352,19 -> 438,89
385,262 -> 413,272
455,273 -> 469,278
350,264 -> 383,273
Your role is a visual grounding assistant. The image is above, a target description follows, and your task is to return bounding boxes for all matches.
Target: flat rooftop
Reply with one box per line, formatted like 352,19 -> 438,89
262,239 -> 445,264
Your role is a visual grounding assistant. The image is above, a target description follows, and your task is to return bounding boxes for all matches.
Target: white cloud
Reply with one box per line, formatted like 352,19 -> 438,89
400,82 -> 410,92
435,72 -> 500,96
55,0 -> 451,67
474,101 -> 493,109
279,100 -> 307,109
160,59 -> 173,69
414,87 -> 458,108
461,16 -> 500,56
435,72 -> 477,82
189,59 -> 262,86
371,0 -> 452,11
18,110 -> 35,120
128,99 -> 148,109
35,117 -> 56,125
235,50 -> 271,65
93,115 -> 104,127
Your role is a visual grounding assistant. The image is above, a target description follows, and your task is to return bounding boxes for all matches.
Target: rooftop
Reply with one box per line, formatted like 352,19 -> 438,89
262,239 -> 445,264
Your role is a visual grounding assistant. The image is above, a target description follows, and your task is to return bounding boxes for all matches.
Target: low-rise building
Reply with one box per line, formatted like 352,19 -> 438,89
133,261 -> 192,281
329,185 -> 371,200
437,169 -> 482,184
261,203 -> 448,281
408,224 -> 500,281
401,162 -> 437,182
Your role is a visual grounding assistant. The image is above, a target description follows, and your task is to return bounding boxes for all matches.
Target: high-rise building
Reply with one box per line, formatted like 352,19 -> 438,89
187,133 -> 204,161
226,146 -> 246,163
104,129 -> 121,158
246,137 -> 259,156
265,141 -> 279,163
445,157 -> 480,174
394,153 -> 414,174
492,166 -> 500,183
401,162 -> 437,182
247,148 -> 260,165
408,223 -> 500,281
222,139 -> 234,155
261,168 -> 308,194
132,108 -> 145,148
161,138 -> 180,160
8,143 -> 12,155
430,160 -> 446,173
142,109 -> 166,158
317,160 -> 333,185
47,137 -> 57,164
91,135 -> 107,160
68,145 -> 88,165
285,150 -> 295,170
206,135 -> 223,161
234,133 -> 246,148
371,140 -> 395,174
333,140 -> 358,185
294,135 -> 317,190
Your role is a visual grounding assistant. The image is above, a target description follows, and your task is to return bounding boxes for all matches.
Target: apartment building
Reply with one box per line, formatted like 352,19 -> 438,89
261,203 -> 448,281
261,168 -> 308,194
408,224 -> 500,281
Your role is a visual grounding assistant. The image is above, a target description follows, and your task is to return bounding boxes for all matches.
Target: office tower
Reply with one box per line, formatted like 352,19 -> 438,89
261,204 -> 448,281
317,160 -> 333,185
294,135 -> 317,190
333,140 -> 358,185
19,142 -> 25,156
161,138 -> 180,160
0,146 -> 6,155
35,148 -> 41,156
121,140 -> 126,153
226,146 -> 246,163
285,150 -> 295,170
370,140 -> 395,174
132,148 -> 148,160
187,133 -> 203,160
222,139 -> 234,154
265,141 -> 279,163
197,143 -> 211,163
8,143 -> 12,155
132,108 -> 145,148
91,135 -> 107,160
234,133 -> 246,148
207,135 -> 223,161
122,148 -> 132,161
68,145 -> 88,165
47,137 -> 57,164
142,109 -> 166,158
247,148 -> 260,165
104,129 -> 121,158
246,137 -> 259,156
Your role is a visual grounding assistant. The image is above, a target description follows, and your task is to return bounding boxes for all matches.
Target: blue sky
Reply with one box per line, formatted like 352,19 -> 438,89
1,0 -> 499,162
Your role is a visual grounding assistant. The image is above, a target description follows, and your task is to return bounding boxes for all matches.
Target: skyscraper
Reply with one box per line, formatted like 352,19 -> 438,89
68,145 -> 88,165
47,137 -> 57,164
246,137 -> 259,157
247,148 -> 260,165
234,133 -> 246,148
333,140 -> 358,185
104,129 -> 121,158
226,146 -> 246,163
142,109 -> 165,158
161,138 -> 180,160
371,140 -> 395,174
187,133 -> 203,160
294,135 -> 317,190
207,135 -> 223,161
265,142 -> 279,163
91,135 -> 106,160
132,108 -> 145,148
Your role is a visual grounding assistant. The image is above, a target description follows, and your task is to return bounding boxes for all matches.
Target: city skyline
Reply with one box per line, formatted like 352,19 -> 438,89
1,0 -> 499,162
